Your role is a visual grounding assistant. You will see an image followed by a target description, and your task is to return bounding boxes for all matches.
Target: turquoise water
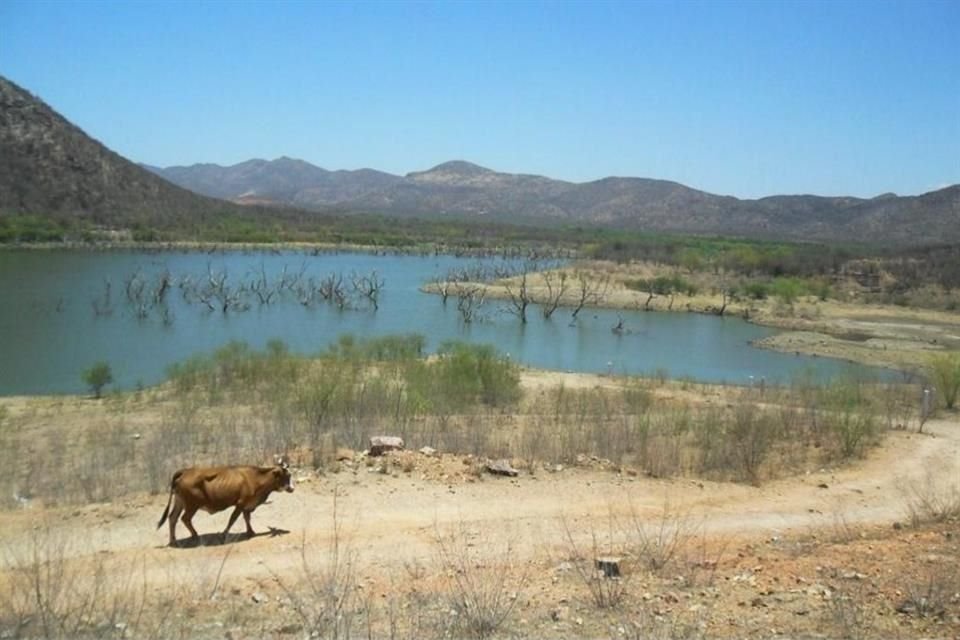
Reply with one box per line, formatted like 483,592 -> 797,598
0,249 -> 893,395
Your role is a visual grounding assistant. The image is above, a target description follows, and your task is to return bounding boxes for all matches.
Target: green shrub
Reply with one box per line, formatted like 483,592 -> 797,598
326,334 -> 425,361
929,353 -> 960,410
624,275 -> 697,296
165,339 -> 305,397
434,342 -> 521,408
770,277 -> 806,304
743,282 -> 770,300
823,378 -> 879,458
163,336 -> 519,420
0,215 -> 67,244
82,361 -> 113,399
729,405 -> 778,484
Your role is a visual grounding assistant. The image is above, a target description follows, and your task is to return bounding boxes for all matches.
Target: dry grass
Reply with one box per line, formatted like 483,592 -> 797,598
560,511 -> 629,609
0,356 -> 913,514
272,489 -> 360,640
0,522 -> 214,639
432,521 -> 528,639
901,469 -> 960,526
2,484 -> 959,639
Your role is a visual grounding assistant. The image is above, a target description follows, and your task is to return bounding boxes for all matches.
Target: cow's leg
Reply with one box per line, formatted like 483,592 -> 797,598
181,507 -> 200,540
222,506 -> 243,540
168,502 -> 183,546
242,510 -> 255,537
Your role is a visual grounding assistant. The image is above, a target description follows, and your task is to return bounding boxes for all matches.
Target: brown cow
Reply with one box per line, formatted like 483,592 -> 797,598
157,458 -> 294,546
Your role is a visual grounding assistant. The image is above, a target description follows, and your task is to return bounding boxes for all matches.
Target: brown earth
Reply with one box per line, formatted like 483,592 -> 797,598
1,371 -> 958,638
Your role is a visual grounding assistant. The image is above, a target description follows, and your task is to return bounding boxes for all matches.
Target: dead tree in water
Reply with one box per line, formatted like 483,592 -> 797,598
351,270 -> 385,310
319,272 -> 346,307
570,272 -> 610,323
540,270 -> 568,319
612,314 -> 625,334
201,264 -> 248,314
502,262 -> 535,324
250,263 -> 279,305
430,276 -> 453,305
91,278 -> 113,317
153,270 -> 172,305
454,283 -> 486,323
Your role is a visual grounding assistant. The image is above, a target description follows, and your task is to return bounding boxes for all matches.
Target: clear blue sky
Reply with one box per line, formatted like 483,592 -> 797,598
1,0 -> 957,198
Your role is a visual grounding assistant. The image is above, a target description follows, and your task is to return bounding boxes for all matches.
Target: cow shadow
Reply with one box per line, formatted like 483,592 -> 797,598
166,526 -> 291,549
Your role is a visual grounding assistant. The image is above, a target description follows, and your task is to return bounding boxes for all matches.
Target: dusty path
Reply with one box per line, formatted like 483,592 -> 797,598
2,415 -> 957,594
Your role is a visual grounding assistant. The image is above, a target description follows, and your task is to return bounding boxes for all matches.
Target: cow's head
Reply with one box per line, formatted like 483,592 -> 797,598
273,456 -> 294,493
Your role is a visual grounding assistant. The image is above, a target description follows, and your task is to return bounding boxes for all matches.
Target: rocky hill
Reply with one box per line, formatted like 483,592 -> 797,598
153,158 -> 960,245
144,157 -> 403,207
0,75 -> 238,226
3,72 -> 956,246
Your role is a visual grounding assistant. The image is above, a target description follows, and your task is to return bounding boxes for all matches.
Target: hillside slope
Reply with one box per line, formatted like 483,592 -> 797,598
155,158 -> 960,245
0,75 -> 237,226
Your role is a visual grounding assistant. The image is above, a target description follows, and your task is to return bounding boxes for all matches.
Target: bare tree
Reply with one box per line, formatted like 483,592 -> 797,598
153,270 -> 172,305
91,278 -> 113,317
431,276 -> 453,305
570,272 -> 610,322
279,262 -> 308,293
249,262 -> 279,305
319,272 -> 346,307
709,269 -> 739,317
643,287 -> 656,311
454,283 -> 486,323
540,270 -> 568,319
202,264 -> 248,314
612,314 -> 625,335
502,262 -> 535,324
350,270 -> 385,310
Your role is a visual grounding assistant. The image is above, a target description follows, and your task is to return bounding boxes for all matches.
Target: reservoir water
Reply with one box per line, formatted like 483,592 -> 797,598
0,249 -> 893,395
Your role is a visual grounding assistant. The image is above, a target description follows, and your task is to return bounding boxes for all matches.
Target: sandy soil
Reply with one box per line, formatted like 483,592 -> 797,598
1,395 -> 957,637
2,413 -> 955,561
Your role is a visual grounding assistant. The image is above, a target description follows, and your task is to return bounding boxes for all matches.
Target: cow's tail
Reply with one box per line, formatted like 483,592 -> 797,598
156,470 -> 183,530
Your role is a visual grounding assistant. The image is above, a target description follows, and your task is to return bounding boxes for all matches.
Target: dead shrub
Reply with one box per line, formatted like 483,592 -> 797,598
625,497 -> 700,575
560,513 -> 628,609
897,566 -> 959,619
901,470 -> 960,526
825,582 -> 874,640
433,521 -> 527,639
272,488 -> 359,640
0,524 -> 188,639
618,604 -> 709,640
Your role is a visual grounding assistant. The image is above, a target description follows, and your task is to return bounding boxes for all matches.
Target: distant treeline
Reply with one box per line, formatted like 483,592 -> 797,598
2,211 -> 958,292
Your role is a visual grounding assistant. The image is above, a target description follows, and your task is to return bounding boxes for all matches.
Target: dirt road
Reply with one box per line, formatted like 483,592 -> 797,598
2,414 -> 957,595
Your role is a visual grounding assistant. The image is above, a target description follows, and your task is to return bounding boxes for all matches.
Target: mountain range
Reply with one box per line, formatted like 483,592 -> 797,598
147,158 -> 960,245
2,73 -> 957,246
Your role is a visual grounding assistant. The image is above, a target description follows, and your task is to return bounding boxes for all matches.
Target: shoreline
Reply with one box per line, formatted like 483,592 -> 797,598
428,275 -> 959,375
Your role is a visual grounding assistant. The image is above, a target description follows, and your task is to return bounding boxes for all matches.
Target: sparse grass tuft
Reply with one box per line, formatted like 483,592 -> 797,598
272,488 -> 359,640
901,470 -> 960,526
433,521 -> 528,639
